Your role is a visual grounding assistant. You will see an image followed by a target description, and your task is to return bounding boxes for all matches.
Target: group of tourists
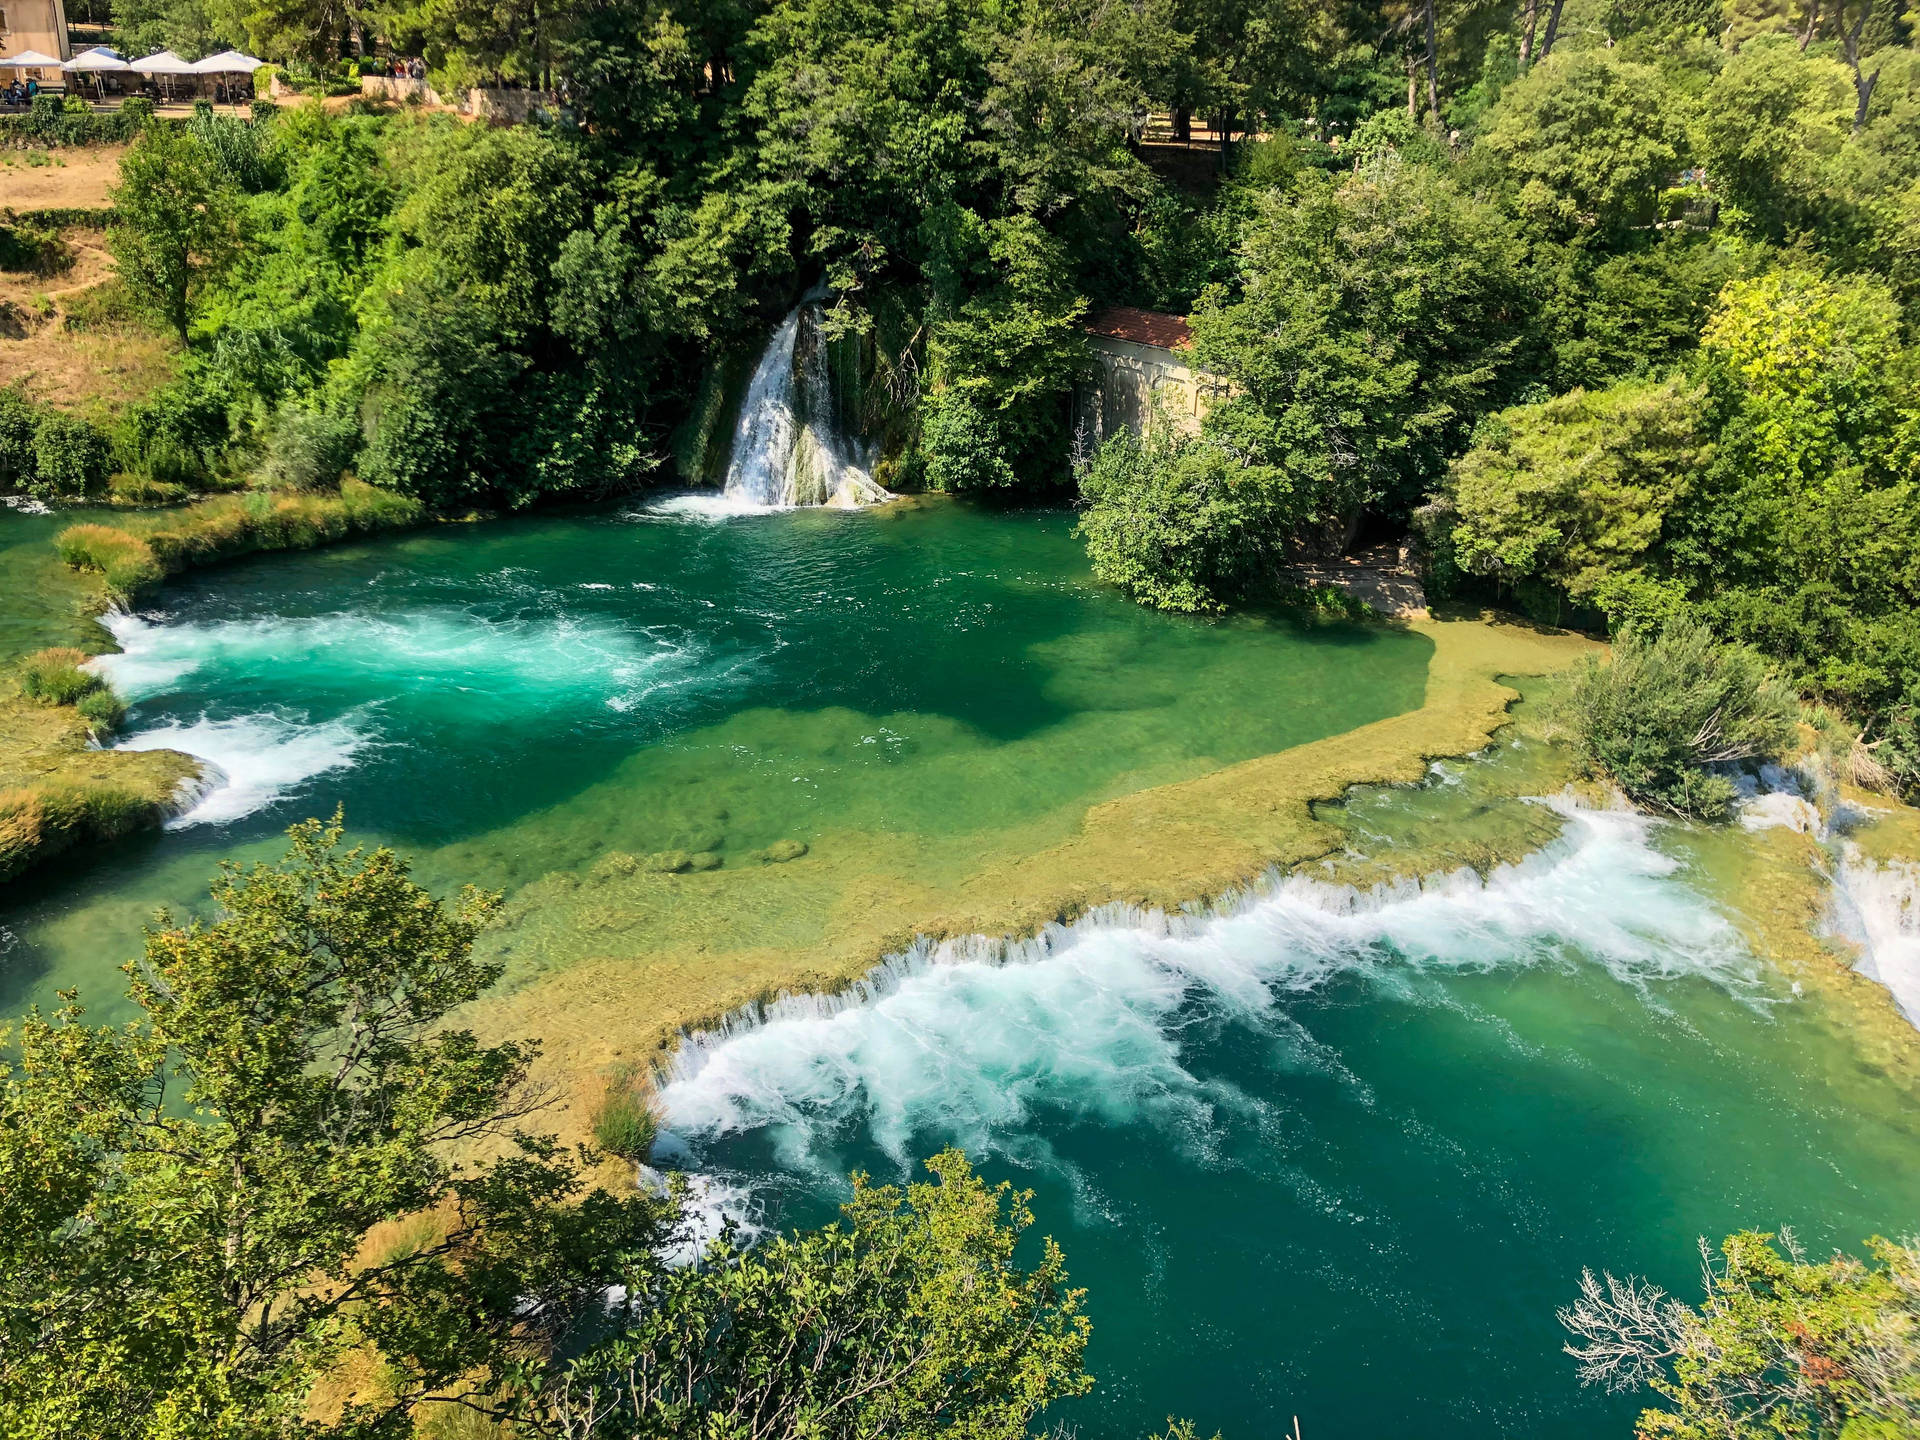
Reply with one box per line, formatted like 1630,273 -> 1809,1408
0,76 -> 42,108
382,55 -> 427,80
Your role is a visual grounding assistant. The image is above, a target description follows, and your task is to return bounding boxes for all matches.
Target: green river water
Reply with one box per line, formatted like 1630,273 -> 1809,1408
2,498 -> 1916,1439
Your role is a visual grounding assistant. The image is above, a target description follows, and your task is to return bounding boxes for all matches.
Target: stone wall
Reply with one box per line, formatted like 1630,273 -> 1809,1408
359,75 -> 440,105
1077,334 -> 1225,447
461,87 -> 556,122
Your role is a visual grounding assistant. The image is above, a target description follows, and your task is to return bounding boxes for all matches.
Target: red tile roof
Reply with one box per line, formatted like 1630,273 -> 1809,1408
1084,306 -> 1192,351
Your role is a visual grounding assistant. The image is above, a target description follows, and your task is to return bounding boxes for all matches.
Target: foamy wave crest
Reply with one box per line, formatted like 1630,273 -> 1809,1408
94,606 -> 699,713
638,492 -> 790,520
115,711 -> 376,827
654,802 -> 1759,1168
1829,847 -> 1920,1024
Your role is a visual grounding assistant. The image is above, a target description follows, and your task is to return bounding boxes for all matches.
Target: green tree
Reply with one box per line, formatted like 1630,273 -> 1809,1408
354,278 -> 529,508
1561,1231 -> 1920,1439
554,1150 -> 1094,1438
1696,267 -> 1911,495
1439,374 -> 1706,605
109,121 -> 244,343
1697,35 -> 1853,242
0,816 -> 669,1439
1190,153 -> 1530,543
1556,617 -> 1800,820
1476,47 -> 1691,240
0,819 -> 1101,1438
1077,424 -> 1288,613
388,121 -> 597,339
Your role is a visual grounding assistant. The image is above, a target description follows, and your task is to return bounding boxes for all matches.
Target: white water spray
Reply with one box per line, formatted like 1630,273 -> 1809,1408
115,710 -> 377,827
721,305 -> 890,510
653,801 -> 1763,1170
1829,848 -> 1920,1025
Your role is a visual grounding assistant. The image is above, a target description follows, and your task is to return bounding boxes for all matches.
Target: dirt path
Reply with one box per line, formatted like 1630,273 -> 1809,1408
0,228 -> 176,418
0,145 -> 125,210
1282,542 -> 1431,619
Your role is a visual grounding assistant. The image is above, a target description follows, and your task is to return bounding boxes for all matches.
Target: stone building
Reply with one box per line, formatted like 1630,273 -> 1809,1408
1076,306 -> 1227,451
0,0 -> 72,74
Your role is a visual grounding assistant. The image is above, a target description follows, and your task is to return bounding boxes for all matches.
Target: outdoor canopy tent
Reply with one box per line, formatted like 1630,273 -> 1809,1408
190,49 -> 265,72
131,49 -> 194,74
132,49 -> 194,100
0,50 -> 65,68
63,47 -> 130,70
64,47 -> 130,101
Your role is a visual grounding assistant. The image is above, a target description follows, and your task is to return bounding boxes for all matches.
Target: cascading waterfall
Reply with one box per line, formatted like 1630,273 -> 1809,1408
1829,849 -> 1920,1024
651,798 -> 1764,1162
722,304 -> 890,510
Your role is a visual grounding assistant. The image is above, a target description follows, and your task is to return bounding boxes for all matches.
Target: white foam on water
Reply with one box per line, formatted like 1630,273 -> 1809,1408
653,801 -> 1760,1171
93,606 -> 702,712
1828,847 -> 1920,1025
637,1164 -> 768,1265
114,710 -> 376,827
640,492 -> 792,520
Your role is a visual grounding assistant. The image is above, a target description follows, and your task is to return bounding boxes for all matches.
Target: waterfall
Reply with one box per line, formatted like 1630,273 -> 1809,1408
1829,847 -> 1920,1025
721,304 -> 891,509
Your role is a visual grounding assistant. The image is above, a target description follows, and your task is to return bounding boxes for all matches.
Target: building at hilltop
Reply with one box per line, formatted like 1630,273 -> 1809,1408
0,0 -> 72,73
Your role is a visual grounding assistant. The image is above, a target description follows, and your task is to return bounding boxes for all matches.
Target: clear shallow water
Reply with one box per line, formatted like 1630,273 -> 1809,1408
657,799 -> 1920,1439
0,499 -> 1432,1013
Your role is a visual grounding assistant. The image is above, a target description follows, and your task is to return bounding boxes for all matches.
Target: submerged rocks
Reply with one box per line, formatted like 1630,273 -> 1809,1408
591,850 -> 640,881
636,848 -> 724,874
753,839 -> 809,864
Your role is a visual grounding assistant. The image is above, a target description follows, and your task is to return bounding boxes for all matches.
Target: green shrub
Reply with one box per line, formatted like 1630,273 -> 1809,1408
18,647 -> 104,706
54,523 -> 164,594
919,393 -> 1016,491
0,388 -> 35,486
117,365 -> 238,486
591,1066 -> 659,1161
0,387 -> 114,498
188,107 -> 284,193
0,219 -> 69,276
1076,426 -> 1289,614
75,687 -> 127,734
259,405 -> 359,491
31,410 -> 113,497
1559,617 -> 1801,821
60,279 -> 145,334
0,94 -> 153,146
1874,697 -> 1920,803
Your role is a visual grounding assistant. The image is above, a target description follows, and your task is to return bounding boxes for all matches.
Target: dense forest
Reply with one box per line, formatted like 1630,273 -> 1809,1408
4,0 -> 1919,798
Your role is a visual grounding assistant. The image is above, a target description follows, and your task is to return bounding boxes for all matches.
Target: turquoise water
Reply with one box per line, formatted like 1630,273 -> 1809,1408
656,794 -> 1920,1439
3,500 -> 1915,1439
0,498 -> 1432,1014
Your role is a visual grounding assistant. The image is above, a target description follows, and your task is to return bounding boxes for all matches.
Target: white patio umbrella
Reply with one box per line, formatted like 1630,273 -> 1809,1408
132,49 -> 194,100
189,49 -> 265,72
63,46 -> 131,100
0,49 -> 65,70
64,46 -> 130,68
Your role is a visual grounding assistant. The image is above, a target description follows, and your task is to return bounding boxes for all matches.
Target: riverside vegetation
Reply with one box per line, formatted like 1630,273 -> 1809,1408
4,0 -> 1920,1436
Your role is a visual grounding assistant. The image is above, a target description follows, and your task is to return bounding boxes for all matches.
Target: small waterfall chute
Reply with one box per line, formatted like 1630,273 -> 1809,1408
721,303 -> 891,510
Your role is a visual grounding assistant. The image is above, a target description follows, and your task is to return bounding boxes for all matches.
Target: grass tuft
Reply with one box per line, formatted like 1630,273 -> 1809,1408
55,478 -> 426,598
18,646 -> 103,706
591,1065 -> 660,1161
54,523 -> 163,594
